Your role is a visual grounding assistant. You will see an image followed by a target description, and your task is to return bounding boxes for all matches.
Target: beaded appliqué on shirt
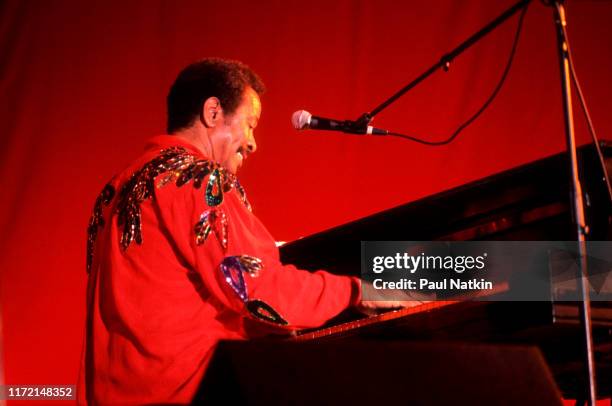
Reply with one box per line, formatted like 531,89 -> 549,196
246,299 -> 289,326
220,255 -> 262,301
235,180 -> 252,212
220,255 -> 288,325
195,209 -> 228,249
205,168 -> 224,207
114,146 -> 249,251
86,183 -> 116,273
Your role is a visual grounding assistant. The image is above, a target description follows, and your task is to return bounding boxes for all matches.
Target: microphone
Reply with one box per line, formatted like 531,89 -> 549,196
291,110 -> 388,135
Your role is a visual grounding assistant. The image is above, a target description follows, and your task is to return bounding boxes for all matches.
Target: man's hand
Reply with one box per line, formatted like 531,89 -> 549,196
356,282 -> 434,315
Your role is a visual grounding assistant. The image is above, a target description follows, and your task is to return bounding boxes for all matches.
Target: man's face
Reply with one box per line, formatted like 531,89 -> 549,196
213,87 -> 261,174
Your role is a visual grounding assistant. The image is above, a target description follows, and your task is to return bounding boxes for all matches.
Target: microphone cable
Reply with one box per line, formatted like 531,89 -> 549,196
387,4 -> 529,146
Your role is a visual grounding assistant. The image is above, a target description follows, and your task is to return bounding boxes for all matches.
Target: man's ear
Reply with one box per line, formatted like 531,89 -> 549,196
202,97 -> 222,127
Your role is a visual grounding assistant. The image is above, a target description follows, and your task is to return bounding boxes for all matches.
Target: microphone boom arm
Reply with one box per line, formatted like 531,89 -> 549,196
354,0 -> 532,126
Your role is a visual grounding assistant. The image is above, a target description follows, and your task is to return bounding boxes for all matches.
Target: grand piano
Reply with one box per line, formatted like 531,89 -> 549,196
279,143 -> 612,399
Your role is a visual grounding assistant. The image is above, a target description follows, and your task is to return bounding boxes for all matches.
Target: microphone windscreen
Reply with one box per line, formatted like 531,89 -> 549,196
291,110 -> 312,130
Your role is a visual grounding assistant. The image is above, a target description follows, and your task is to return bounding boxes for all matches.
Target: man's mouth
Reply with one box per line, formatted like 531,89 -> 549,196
236,148 -> 245,165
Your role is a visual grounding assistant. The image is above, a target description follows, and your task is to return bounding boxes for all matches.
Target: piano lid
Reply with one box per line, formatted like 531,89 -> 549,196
280,143 -> 612,276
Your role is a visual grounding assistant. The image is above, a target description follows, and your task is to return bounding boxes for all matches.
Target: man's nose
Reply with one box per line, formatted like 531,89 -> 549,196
245,135 -> 257,155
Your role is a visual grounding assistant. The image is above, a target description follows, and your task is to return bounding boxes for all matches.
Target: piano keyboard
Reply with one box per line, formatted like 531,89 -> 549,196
294,301 -> 458,341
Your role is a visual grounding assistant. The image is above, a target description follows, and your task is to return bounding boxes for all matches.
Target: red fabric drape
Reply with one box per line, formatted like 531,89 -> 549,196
1,0 -> 611,395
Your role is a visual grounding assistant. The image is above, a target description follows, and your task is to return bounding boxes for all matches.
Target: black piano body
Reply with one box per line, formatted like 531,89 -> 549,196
279,143 -> 612,399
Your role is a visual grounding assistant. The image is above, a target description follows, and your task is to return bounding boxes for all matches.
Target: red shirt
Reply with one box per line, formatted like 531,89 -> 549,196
78,135 -> 360,405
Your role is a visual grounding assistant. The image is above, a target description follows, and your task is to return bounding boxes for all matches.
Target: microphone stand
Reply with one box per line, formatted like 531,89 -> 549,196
549,2 -> 597,404
352,0 -> 598,403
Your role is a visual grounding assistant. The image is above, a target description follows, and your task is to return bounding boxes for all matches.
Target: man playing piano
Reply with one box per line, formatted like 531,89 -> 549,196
78,58 -> 406,405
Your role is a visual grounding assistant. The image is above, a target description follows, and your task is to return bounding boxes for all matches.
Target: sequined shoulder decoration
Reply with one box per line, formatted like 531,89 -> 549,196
115,146 -> 249,251
87,183 -> 115,273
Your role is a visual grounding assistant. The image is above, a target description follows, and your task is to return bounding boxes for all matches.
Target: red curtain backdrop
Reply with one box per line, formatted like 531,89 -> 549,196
1,0 -> 611,393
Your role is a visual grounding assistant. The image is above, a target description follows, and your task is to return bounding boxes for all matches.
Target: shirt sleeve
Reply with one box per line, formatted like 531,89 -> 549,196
152,178 -> 361,331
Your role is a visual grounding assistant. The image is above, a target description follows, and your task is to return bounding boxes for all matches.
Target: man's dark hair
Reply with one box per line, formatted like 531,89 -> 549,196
166,58 -> 265,133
